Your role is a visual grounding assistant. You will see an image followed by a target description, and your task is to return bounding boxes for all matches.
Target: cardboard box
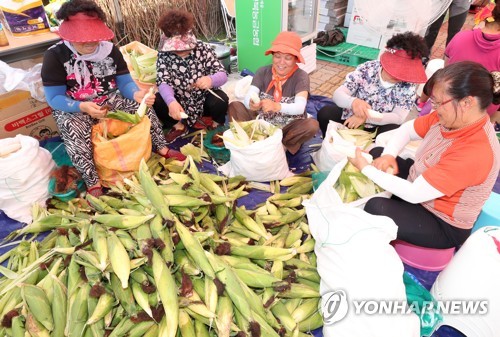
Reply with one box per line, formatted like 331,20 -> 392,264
346,8 -> 382,49
0,90 -> 59,140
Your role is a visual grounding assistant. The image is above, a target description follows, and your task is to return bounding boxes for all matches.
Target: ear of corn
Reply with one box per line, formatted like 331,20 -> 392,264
152,250 -> 178,337
87,292 -> 115,325
107,231 -> 131,289
22,284 -> 54,331
175,220 -> 215,279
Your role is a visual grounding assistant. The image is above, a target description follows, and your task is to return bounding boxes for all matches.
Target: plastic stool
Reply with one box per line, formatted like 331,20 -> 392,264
472,192 -> 500,233
392,240 -> 455,272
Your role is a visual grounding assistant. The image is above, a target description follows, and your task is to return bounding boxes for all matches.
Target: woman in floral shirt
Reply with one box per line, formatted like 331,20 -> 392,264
155,9 -> 229,143
41,0 -> 184,197
317,32 -> 429,137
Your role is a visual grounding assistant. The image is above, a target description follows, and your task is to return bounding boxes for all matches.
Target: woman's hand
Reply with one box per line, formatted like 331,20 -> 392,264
194,76 -> 212,90
80,102 -> 107,119
351,98 -> 371,118
168,101 -> 185,120
373,154 -> 399,175
134,89 -> 156,107
260,99 -> 280,114
348,147 -> 371,171
344,115 -> 366,129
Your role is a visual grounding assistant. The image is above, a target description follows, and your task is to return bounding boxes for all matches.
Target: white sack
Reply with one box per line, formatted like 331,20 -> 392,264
218,119 -> 292,182
0,135 -> 55,223
312,121 -> 357,172
303,162 -> 420,337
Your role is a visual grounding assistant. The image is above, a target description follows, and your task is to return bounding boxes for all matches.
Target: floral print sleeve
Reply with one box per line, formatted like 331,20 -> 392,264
340,60 -> 417,123
156,41 -> 228,126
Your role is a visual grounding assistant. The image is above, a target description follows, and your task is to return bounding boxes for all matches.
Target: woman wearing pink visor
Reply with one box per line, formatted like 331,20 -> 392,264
41,0 -> 185,197
317,32 -> 429,137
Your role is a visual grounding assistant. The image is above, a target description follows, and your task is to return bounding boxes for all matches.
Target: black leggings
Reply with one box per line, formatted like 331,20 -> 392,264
317,104 -> 400,138
153,89 -> 228,128
364,147 -> 471,249
424,10 -> 469,50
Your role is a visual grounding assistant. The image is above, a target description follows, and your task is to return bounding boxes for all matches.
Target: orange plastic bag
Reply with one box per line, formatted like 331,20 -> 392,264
91,116 -> 152,187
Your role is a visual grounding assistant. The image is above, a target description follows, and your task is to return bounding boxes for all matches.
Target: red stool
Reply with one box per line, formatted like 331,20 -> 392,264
392,240 -> 455,272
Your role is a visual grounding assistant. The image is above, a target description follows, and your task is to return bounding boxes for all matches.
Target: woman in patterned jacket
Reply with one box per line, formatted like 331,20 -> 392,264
155,9 -> 229,143
41,0 -> 185,197
317,32 -> 429,137
227,31 -> 319,155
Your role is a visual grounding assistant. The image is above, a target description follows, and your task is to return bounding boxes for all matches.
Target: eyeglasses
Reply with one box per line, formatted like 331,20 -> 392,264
429,97 -> 454,109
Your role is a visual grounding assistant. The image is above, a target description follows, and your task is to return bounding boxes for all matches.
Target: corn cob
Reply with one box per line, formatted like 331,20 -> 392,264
110,273 -> 136,316
175,220 -> 215,279
93,214 -> 154,229
277,283 -> 320,299
234,207 -> 269,239
215,295 -> 233,337
87,292 -> 114,325
50,275 -> 67,337
11,315 -> 25,337
234,268 -> 281,288
131,279 -> 153,318
297,310 -> 323,332
230,245 -> 296,260
139,160 -> 173,220
279,175 -> 313,187
22,284 -> 54,331
291,298 -> 320,323
25,311 -> 51,337
128,321 -> 156,337
107,317 -> 135,337
270,300 -> 297,332
107,231 -> 131,288
152,250 -> 178,337
194,319 -> 211,337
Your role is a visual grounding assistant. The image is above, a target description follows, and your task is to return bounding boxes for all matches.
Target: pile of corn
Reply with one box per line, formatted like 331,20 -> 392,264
332,128 -> 384,203
221,119 -> 279,147
123,49 -> 157,85
0,156 -> 321,337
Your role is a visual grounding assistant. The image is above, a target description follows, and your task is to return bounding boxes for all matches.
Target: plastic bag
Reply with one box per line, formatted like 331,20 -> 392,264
0,0 -> 50,36
311,121 -> 358,172
0,135 -> 55,223
403,272 -> 443,336
218,119 -> 292,182
303,165 -> 420,337
0,60 -> 45,101
92,116 -> 152,187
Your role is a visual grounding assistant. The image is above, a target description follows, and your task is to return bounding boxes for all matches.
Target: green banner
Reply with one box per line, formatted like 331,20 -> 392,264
235,0 -> 283,73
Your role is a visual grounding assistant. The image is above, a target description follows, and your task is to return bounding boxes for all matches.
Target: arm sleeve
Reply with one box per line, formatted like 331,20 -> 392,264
158,83 -> 176,105
115,73 -> 139,100
243,85 -> 260,109
381,120 -> 422,157
366,105 -> 409,125
361,165 -> 444,203
43,85 -> 82,113
332,85 -> 356,108
280,96 -> 307,115
209,71 -> 228,88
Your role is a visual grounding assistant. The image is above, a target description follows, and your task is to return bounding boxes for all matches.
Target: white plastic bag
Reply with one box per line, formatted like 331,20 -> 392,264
0,60 -> 45,101
431,226 -> 500,337
318,158 -> 391,208
303,165 -> 420,337
218,119 -> 292,182
0,135 -> 55,223
312,121 -> 356,172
